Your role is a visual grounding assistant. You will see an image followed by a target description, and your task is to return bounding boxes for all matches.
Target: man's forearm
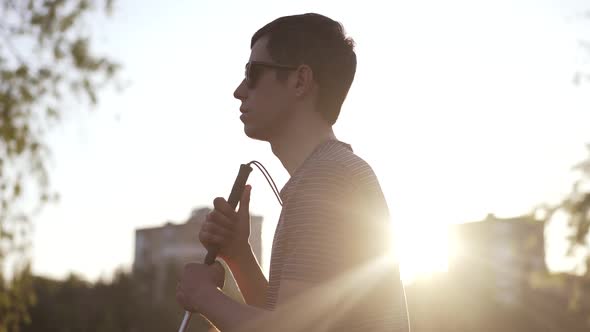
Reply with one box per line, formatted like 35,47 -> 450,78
224,247 -> 268,308
200,286 -> 272,332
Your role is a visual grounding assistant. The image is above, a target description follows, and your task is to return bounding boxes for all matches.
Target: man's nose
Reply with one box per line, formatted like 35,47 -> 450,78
233,79 -> 247,101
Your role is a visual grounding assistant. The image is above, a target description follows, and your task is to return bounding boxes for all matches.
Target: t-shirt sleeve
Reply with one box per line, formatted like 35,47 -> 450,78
280,161 -> 393,283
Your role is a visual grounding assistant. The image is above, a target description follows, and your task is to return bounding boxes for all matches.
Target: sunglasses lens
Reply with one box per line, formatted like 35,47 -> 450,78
245,63 -> 261,88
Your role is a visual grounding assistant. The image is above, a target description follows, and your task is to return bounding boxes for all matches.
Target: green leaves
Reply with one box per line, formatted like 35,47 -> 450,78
15,66 -> 28,78
0,0 -> 121,331
58,11 -> 77,32
70,38 -> 90,68
0,265 -> 35,332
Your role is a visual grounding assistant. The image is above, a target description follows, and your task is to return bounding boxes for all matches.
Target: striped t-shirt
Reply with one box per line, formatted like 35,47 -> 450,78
265,139 -> 410,331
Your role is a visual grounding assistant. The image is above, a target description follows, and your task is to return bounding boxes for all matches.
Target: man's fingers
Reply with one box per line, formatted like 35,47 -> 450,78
176,289 -> 184,304
212,261 -> 226,288
238,185 -> 251,218
213,261 -> 225,274
199,231 -> 226,247
201,222 -> 234,241
213,197 -> 238,220
207,209 -> 235,230
176,291 -> 195,312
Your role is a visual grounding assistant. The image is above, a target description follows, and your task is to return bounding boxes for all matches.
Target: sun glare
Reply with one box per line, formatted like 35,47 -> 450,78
394,222 -> 450,284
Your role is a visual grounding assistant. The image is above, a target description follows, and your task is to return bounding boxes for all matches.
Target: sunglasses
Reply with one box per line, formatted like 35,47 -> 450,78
244,61 -> 298,88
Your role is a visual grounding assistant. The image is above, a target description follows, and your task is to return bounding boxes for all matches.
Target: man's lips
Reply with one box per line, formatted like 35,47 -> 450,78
240,109 -> 250,121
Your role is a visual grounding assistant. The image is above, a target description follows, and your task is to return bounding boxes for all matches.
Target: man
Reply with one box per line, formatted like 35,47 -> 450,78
176,13 -> 410,331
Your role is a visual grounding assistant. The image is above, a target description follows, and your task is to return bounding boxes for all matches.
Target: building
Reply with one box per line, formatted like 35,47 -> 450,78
406,213 -> 550,332
432,213 -> 549,331
448,213 -> 547,308
406,213 -> 590,332
133,207 -> 263,301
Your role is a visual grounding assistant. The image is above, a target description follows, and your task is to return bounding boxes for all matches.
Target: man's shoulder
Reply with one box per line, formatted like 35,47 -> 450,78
302,140 -> 379,186
281,140 -> 385,206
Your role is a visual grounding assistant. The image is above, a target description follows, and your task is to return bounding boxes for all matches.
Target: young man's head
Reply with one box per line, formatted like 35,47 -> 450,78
233,13 -> 356,141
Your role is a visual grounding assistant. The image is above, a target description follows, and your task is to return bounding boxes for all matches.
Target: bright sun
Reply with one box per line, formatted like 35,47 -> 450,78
394,222 -> 450,284
260,206 -> 453,285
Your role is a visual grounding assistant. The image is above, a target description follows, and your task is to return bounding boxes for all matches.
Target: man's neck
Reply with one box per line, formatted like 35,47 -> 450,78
269,124 -> 337,176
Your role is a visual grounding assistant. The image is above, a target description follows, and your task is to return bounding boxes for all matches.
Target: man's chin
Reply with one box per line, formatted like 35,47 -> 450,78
243,126 -> 269,142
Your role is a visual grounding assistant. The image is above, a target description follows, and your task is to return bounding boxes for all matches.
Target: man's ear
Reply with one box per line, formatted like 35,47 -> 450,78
294,65 -> 315,98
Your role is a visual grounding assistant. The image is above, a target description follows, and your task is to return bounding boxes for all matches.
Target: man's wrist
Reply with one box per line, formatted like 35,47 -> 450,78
223,244 -> 254,269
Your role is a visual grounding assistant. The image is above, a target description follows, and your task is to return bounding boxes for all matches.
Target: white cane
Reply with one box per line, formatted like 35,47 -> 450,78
177,164 -> 253,332
178,311 -> 192,332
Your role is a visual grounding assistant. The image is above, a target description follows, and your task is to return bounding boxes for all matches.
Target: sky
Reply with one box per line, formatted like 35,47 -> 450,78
30,0 -> 590,283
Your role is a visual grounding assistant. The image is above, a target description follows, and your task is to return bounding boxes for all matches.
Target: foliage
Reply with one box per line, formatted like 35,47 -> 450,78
22,267 -> 215,332
0,0 -> 120,330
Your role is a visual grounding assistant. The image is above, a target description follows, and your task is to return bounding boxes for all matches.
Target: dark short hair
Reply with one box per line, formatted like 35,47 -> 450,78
251,13 -> 356,125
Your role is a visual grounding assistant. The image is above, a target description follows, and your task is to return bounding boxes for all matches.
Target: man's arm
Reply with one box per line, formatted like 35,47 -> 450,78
200,280 -> 331,332
178,262 -> 271,331
200,186 -> 268,307
178,263 -> 322,332
223,247 -> 268,308
197,286 -> 269,332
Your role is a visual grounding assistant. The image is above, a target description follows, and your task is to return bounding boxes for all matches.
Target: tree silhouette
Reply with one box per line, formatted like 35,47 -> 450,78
0,1 -> 120,330
537,7 -> 590,277
564,146 -> 590,254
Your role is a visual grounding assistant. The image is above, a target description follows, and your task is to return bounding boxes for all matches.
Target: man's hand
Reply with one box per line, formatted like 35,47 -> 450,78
199,185 -> 252,263
176,261 -> 225,312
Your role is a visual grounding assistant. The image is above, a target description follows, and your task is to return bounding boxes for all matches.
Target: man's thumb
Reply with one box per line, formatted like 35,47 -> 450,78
212,261 -> 226,287
238,185 -> 251,217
